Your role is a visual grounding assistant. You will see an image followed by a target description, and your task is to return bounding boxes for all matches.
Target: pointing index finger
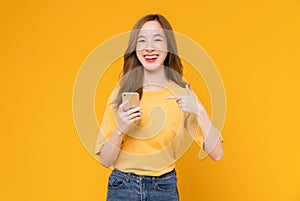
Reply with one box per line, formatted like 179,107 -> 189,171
166,96 -> 181,100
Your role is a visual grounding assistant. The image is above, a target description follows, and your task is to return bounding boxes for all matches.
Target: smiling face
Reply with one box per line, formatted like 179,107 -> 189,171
136,20 -> 168,71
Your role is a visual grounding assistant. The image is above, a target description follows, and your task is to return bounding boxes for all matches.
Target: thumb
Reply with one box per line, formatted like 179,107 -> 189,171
119,100 -> 128,111
185,84 -> 192,95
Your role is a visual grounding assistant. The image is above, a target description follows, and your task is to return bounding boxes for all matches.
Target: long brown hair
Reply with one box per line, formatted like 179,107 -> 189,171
114,14 -> 187,107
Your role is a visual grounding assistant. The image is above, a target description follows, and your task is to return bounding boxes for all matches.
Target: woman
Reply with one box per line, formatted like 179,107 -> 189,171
95,14 -> 224,201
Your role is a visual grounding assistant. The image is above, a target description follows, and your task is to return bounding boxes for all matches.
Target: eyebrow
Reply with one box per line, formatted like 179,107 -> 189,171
153,34 -> 164,38
137,33 -> 164,38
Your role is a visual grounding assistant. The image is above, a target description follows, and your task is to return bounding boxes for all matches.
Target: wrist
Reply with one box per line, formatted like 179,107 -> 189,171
107,128 -> 126,149
114,127 -> 125,136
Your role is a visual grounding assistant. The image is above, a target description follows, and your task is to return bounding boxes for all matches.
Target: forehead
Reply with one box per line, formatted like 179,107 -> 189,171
138,20 -> 165,37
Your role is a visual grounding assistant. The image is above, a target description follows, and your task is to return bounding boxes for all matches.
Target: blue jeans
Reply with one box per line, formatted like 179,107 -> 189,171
106,168 -> 179,201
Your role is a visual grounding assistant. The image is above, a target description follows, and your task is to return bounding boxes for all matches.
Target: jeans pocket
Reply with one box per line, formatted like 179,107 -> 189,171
108,175 -> 126,189
155,176 -> 178,192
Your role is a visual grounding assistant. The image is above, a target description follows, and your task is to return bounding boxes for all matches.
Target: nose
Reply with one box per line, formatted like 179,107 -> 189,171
145,41 -> 155,51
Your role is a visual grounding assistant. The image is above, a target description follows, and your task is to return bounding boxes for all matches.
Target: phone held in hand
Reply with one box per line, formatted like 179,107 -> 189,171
122,92 -> 140,111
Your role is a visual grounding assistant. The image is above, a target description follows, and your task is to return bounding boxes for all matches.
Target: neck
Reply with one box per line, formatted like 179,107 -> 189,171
143,66 -> 169,91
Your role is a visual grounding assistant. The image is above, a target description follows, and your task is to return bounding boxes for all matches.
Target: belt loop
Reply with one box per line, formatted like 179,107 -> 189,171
126,172 -> 130,182
152,176 -> 156,184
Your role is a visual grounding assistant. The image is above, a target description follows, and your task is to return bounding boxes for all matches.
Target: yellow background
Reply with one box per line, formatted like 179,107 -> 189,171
1,0 -> 299,200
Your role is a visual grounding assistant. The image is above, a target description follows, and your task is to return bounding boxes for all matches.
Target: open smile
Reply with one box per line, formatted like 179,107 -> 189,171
144,54 -> 159,63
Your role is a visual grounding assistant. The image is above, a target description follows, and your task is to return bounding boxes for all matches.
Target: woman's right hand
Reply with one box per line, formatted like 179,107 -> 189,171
117,100 -> 142,135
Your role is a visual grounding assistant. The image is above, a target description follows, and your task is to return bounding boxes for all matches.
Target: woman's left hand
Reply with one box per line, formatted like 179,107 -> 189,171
166,84 -> 204,117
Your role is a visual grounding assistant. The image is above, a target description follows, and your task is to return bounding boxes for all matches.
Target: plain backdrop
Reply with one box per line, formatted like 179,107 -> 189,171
1,1 -> 300,200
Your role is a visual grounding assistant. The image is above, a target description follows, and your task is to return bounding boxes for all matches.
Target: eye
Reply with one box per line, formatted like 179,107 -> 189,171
137,39 -> 146,43
154,38 -> 163,42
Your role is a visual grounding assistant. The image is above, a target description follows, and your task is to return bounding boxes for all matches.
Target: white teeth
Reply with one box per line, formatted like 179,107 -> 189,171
144,55 -> 158,59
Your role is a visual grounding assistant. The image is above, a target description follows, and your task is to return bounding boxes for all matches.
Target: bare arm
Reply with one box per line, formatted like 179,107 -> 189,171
99,128 -> 125,167
196,109 -> 224,161
98,101 -> 142,167
166,84 -> 224,161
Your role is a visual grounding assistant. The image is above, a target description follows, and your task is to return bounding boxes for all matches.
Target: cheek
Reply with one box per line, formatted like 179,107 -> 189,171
157,43 -> 168,63
136,51 -> 144,62
156,42 -> 168,52
158,52 -> 168,65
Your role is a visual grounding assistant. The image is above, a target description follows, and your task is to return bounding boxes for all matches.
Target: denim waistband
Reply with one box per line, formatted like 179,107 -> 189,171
111,168 -> 176,182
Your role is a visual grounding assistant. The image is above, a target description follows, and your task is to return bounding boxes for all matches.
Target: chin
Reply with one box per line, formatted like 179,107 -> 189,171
142,63 -> 164,72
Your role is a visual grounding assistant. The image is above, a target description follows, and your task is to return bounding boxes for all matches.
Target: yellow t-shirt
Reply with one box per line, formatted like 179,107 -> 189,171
95,81 -> 205,176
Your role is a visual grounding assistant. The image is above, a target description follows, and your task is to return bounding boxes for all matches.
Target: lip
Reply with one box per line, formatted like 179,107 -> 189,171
143,54 -> 159,63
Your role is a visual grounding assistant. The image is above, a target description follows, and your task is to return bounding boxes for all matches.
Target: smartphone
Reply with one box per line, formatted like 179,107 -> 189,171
122,92 -> 140,111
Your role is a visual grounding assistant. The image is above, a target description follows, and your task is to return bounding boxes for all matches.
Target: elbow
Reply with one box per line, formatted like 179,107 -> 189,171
213,154 -> 224,161
205,140 -> 224,161
100,160 -> 112,168
97,147 -> 112,168
99,152 -> 114,168
99,155 -> 113,168
211,149 -> 224,161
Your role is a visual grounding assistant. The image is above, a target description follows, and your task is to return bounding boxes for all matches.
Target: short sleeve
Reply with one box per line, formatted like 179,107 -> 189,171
94,92 -> 118,155
184,113 -> 224,159
184,113 -> 205,152
195,129 -> 204,149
